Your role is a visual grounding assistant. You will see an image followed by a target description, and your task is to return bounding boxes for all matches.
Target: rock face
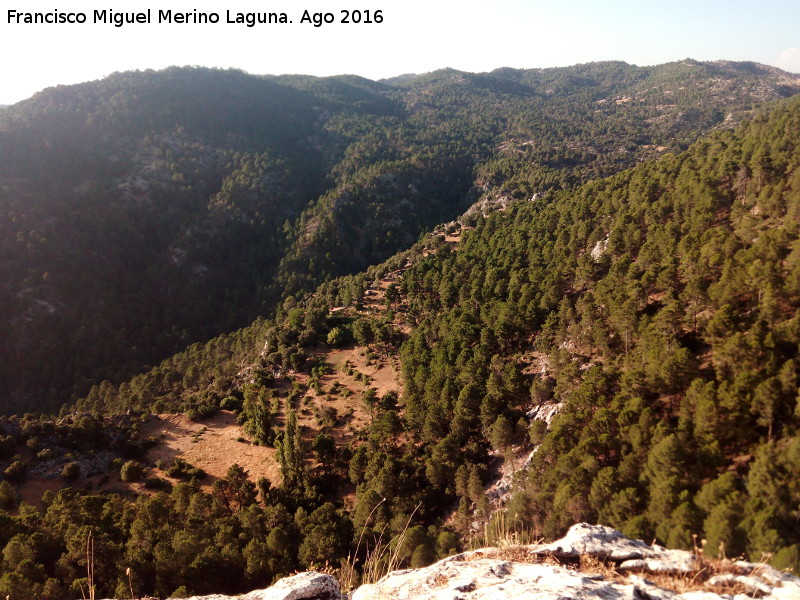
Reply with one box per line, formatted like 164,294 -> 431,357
170,524 -> 800,600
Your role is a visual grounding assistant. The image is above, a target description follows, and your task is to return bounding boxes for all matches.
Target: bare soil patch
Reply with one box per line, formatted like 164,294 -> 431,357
17,478 -> 62,507
142,410 -> 281,489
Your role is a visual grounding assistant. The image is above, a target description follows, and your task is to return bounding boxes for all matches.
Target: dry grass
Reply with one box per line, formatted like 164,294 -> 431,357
338,500 -> 421,593
466,535 -> 782,598
143,411 -> 281,491
473,510 -> 540,551
362,503 -> 421,585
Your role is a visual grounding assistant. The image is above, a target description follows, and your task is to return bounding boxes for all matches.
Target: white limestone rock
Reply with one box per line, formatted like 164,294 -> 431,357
770,580 -> 800,600
350,524 -> 800,600
174,571 -> 340,600
618,556 -> 698,574
353,555 -> 643,600
535,523 -> 654,561
241,571 -> 340,600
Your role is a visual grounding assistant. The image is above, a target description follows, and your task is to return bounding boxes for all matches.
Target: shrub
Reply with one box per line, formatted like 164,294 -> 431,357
166,459 -> 206,480
3,460 -> 26,482
120,460 -> 145,482
0,480 -> 18,509
253,371 -> 275,388
144,476 -> 172,491
61,461 -> 81,482
529,419 -> 548,445
185,405 -> 218,421
171,586 -> 192,598
37,448 -> 56,461
220,396 -> 243,411
326,326 -> 348,347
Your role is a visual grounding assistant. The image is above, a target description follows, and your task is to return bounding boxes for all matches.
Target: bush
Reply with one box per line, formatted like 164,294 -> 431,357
185,403 -> 218,421
411,543 -> 436,568
3,460 -> 26,482
165,459 -> 206,480
326,326 -> 351,347
144,476 -> 172,491
0,480 -> 18,510
184,392 -> 220,421
171,586 -> 192,598
220,396 -> 243,411
37,448 -> 56,461
61,461 -> 81,482
120,460 -> 145,482
253,371 -> 275,388
529,419 -> 548,445
0,435 -> 17,459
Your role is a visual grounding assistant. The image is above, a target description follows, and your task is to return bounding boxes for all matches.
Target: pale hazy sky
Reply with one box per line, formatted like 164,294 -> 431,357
1,0 -> 799,105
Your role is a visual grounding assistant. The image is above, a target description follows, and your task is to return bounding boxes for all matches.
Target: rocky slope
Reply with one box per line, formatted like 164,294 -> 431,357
173,524 -> 800,600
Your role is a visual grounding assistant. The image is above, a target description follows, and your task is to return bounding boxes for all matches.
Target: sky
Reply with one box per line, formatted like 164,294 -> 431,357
1,0 -> 799,105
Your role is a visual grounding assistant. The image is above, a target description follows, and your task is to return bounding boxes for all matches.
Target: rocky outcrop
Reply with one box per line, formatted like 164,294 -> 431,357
169,524 -> 800,600
354,524 -> 799,600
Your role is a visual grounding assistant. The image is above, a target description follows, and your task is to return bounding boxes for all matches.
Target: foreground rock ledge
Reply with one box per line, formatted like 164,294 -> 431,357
170,523 -> 800,600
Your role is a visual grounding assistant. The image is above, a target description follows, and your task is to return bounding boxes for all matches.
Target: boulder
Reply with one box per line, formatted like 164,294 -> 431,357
535,523 -> 654,560
175,571 -> 340,600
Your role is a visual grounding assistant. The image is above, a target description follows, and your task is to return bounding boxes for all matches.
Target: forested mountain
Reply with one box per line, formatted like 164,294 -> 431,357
2,64 -> 800,598
3,61 -> 800,413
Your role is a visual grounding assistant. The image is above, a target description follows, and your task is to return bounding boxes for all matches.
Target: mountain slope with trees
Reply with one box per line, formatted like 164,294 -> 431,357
0,92 -> 795,599
2,61 -> 800,413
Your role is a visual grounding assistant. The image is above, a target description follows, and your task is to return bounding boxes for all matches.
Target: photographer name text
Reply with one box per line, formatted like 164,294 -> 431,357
6,8 -> 385,28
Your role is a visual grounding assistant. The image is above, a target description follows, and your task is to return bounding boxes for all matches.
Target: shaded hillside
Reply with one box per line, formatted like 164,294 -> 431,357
2,61 -> 800,415
0,67 -> 395,412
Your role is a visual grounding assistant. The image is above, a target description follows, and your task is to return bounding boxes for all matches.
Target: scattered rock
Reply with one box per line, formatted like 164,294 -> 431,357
525,402 -> 563,425
707,573 -> 773,595
619,557 -> 697,575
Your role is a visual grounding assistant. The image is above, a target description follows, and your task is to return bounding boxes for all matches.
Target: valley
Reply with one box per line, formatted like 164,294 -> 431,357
1,61 -> 800,599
